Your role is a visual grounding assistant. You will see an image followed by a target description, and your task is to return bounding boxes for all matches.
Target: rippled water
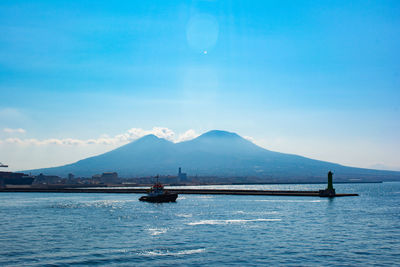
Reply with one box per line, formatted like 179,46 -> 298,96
1,183 -> 399,266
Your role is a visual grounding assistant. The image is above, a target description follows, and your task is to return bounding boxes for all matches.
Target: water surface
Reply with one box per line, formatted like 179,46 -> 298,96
1,183 -> 399,266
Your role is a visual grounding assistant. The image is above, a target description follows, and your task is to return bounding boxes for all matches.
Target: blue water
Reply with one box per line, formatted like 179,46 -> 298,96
1,183 -> 399,266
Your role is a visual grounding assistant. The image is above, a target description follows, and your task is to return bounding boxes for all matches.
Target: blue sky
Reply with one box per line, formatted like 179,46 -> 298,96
0,0 -> 399,171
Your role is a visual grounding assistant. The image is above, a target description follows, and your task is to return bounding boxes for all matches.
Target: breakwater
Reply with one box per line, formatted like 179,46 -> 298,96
0,187 -> 358,197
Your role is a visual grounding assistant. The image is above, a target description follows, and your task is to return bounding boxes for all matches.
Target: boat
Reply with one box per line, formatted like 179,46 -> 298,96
139,178 -> 178,203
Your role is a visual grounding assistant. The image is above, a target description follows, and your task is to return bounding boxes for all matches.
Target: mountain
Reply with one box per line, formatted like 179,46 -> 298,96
25,130 -> 400,182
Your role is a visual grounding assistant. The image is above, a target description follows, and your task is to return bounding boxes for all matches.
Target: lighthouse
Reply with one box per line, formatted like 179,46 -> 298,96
319,171 -> 336,197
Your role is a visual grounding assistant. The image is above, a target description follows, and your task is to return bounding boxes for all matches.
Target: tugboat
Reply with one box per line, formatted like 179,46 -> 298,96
139,177 -> 178,203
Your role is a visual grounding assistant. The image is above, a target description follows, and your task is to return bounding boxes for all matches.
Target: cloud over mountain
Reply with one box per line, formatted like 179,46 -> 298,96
0,127 -> 201,146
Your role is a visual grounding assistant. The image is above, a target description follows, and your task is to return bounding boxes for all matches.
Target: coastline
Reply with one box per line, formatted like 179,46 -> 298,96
0,186 -> 358,197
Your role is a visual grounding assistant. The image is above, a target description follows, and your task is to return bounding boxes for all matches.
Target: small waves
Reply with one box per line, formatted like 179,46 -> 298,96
140,248 -> 205,256
187,218 -> 281,226
233,210 -> 279,215
254,199 -> 322,203
176,213 -> 192,218
147,228 -> 167,236
6,248 -> 206,265
50,199 -> 136,209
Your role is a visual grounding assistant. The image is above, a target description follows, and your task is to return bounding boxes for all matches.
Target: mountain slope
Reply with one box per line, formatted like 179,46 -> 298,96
26,130 -> 400,181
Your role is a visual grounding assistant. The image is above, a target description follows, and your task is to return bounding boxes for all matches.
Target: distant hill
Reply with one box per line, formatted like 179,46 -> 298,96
25,130 -> 400,182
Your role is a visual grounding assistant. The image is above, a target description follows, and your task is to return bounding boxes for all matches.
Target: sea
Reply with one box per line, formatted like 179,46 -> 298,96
1,182 -> 399,266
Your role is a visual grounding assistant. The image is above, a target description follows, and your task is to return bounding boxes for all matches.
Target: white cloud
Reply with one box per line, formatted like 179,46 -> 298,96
3,128 -> 26,134
5,138 -> 25,144
117,127 -> 176,142
177,129 -> 200,142
0,127 -> 201,146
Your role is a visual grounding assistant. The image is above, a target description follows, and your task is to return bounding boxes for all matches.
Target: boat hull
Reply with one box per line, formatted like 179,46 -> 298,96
139,193 -> 178,203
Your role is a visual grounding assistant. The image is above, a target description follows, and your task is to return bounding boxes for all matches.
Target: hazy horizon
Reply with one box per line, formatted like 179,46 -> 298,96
1,1 -> 399,172
3,128 -> 399,173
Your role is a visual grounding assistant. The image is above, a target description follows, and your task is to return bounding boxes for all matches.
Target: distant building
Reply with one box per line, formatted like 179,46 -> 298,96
178,167 -> 187,181
0,171 -> 34,188
65,173 -> 76,184
34,173 -> 62,184
100,172 -> 118,184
